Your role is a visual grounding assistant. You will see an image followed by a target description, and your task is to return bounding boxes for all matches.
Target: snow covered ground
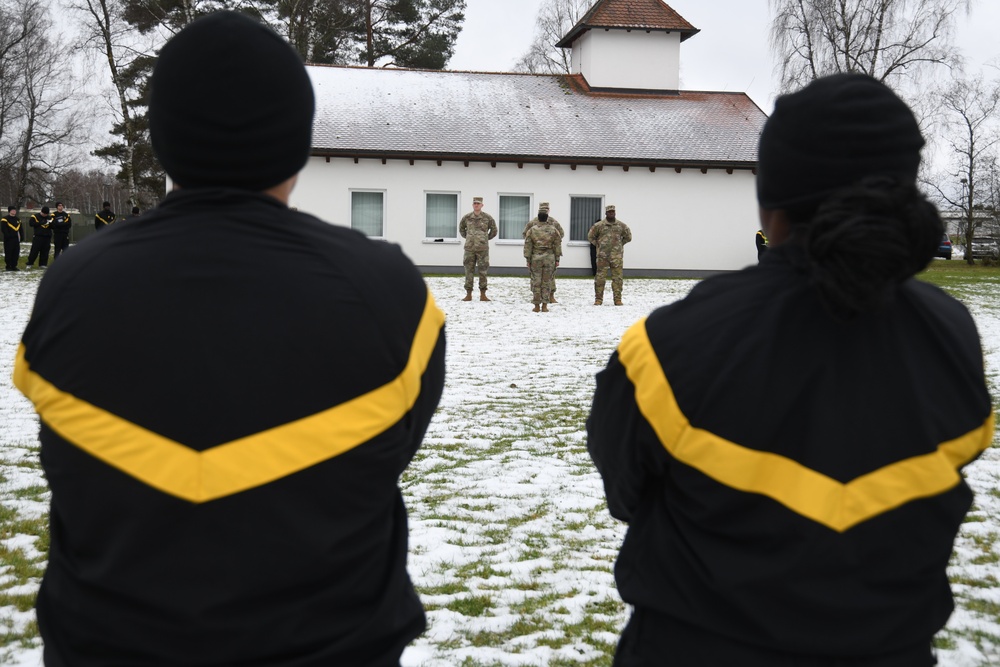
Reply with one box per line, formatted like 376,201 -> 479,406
0,270 -> 998,666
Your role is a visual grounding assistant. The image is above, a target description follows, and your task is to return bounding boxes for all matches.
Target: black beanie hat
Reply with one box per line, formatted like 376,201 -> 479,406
756,73 -> 924,211
149,11 -> 315,191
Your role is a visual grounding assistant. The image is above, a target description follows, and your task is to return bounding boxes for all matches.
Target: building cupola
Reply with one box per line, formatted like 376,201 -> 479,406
556,0 -> 699,91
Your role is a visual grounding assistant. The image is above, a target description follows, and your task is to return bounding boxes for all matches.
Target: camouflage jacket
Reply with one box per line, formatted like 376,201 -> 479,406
588,218 -> 632,256
524,222 -> 562,260
522,216 -> 564,239
459,212 -> 497,252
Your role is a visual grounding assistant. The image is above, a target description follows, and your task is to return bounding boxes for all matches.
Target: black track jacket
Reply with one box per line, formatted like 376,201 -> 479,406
15,188 -> 446,666
588,244 -> 993,660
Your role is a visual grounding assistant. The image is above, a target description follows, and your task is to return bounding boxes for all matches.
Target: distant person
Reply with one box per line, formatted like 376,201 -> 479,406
14,11 -> 445,667
523,202 -> 564,303
51,202 -> 72,259
26,206 -> 52,268
587,74 -> 993,667
756,227 -> 768,261
130,205 -> 141,220
458,196 -> 497,301
588,204 -> 631,305
523,210 -> 561,312
589,219 -> 599,276
2,205 -> 22,271
95,201 -> 115,229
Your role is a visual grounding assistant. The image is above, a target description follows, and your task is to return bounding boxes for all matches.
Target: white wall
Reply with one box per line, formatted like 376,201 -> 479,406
572,30 -> 681,90
292,157 -> 761,274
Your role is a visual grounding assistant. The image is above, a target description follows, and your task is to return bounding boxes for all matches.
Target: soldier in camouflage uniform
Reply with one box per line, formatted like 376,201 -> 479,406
523,211 -> 562,312
459,196 -> 498,301
588,204 -> 632,305
522,202 -> 564,303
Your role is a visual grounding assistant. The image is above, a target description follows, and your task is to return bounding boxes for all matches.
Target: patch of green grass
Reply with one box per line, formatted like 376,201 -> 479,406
9,486 -> 47,503
417,580 -> 469,596
510,591 -> 562,616
463,615 -> 550,647
445,594 -> 495,617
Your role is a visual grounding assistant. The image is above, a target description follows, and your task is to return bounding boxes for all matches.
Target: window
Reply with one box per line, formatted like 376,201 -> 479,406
570,196 -> 604,242
351,190 -> 384,237
498,194 -> 531,240
426,192 -> 459,239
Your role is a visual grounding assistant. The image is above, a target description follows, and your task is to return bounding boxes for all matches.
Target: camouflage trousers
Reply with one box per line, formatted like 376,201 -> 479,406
528,253 -> 556,304
595,254 -> 624,299
463,250 -> 490,291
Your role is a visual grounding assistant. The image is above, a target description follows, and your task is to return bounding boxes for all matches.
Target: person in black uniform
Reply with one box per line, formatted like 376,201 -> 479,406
2,205 -> 22,270
94,200 -> 115,229
588,74 -> 993,667
51,202 -> 72,259
14,11 -> 445,667
755,227 -> 767,261
26,205 -> 52,267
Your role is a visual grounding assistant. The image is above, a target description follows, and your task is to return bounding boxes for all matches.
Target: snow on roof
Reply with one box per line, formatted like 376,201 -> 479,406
308,66 -> 765,167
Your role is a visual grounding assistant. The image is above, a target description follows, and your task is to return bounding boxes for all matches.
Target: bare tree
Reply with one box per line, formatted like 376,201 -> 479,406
769,0 -> 971,93
7,0 -> 85,204
924,73 -> 1000,264
72,0 -> 159,209
0,0 -> 38,205
514,0 -> 591,74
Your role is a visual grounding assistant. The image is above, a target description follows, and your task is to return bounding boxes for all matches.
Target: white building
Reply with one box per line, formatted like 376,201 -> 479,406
290,0 -> 768,276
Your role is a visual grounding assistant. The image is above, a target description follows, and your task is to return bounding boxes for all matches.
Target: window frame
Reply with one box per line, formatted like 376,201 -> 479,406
349,189 -> 386,239
568,194 -> 605,244
424,191 -> 461,243
496,193 -> 533,243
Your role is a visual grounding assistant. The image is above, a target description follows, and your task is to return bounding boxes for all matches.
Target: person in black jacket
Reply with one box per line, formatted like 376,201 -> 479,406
755,227 -> 767,261
588,74 -> 993,667
26,205 -> 51,267
14,11 -> 445,667
2,205 -> 22,270
51,202 -> 72,258
94,201 -> 115,229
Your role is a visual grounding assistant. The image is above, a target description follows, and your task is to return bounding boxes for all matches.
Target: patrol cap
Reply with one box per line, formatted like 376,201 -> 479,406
539,202 -> 550,212
605,204 -> 616,213
473,197 -> 483,204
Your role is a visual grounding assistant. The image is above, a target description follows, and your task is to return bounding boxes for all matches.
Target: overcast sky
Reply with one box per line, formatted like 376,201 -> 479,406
448,0 -> 1000,114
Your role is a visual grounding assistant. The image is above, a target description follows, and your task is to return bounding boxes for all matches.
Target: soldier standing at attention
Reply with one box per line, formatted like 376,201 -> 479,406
2,205 -> 22,271
523,211 -> 562,312
52,202 -> 72,259
95,201 -> 116,230
26,206 -> 52,268
523,202 -> 564,303
588,204 -> 632,305
459,196 -> 497,301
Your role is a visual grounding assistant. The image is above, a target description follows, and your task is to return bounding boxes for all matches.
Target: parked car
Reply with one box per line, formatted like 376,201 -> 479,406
937,234 -> 952,260
969,236 -> 1000,260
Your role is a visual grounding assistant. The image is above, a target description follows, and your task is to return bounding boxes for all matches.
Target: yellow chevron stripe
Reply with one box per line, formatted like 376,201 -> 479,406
617,318 -> 994,532
13,291 -> 445,503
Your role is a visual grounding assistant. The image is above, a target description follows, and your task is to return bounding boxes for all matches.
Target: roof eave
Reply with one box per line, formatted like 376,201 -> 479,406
555,25 -> 700,48
310,149 -> 757,172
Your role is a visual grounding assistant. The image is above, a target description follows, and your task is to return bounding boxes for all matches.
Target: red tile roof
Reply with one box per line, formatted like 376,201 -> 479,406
556,0 -> 699,47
